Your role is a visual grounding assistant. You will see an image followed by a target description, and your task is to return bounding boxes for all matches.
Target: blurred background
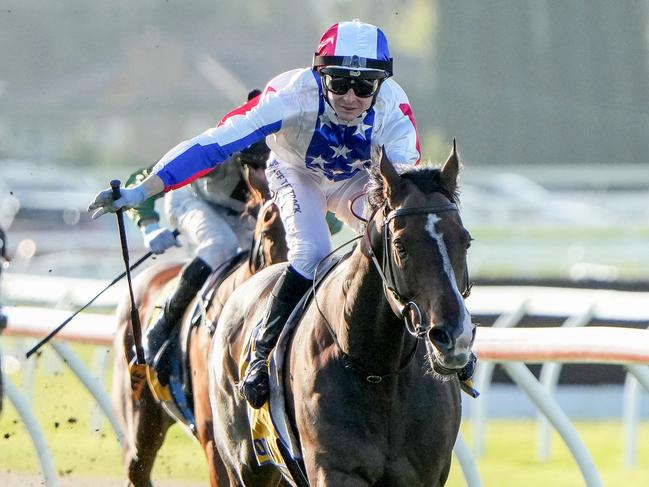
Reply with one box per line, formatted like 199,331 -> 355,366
1,1 -> 648,486
1,0 -> 648,280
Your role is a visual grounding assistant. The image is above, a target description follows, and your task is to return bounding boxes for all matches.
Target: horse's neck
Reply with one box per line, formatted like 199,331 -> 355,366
334,249 -> 412,374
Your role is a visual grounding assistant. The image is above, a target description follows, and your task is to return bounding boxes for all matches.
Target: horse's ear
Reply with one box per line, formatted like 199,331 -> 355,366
243,165 -> 271,203
440,138 -> 460,193
379,147 -> 403,204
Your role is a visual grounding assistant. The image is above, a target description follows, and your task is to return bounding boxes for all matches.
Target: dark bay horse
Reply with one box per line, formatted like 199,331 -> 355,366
111,168 -> 287,487
209,145 -> 475,486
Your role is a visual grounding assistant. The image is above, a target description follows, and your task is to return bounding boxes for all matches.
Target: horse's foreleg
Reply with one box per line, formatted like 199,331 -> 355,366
124,386 -> 173,487
191,328 -> 231,487
113,342 -> 172,487
310,469 -> 371,487
196,409 -> 230,486
203,437 -> 230,487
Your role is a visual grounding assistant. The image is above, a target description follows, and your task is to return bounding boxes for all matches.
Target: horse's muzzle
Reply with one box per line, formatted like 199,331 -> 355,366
427,321 -> 475,374
430,350 -> 472,375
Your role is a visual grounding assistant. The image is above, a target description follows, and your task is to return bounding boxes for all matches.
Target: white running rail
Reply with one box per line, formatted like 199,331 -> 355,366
2,277 -> 649,487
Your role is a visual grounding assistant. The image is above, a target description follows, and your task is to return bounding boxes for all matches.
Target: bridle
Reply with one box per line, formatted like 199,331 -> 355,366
362,196 -> 473,339
315,192 -> 473,383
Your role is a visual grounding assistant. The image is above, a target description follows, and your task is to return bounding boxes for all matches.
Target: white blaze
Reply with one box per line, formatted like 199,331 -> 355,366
425,214 -> 473,348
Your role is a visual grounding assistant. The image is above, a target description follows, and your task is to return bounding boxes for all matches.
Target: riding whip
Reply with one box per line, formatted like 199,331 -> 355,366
24,229 -> 179,359
110,179 -> 147,366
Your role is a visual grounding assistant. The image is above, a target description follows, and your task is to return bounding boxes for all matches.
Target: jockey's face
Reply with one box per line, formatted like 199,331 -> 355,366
327,87 -> 373,122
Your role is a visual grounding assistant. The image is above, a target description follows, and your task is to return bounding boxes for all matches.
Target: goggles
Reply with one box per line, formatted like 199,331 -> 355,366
322,74 -> 381,98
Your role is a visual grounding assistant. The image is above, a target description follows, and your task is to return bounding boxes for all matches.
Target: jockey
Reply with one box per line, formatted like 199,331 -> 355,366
89,20 -> 447,409
126,90 -> 271,382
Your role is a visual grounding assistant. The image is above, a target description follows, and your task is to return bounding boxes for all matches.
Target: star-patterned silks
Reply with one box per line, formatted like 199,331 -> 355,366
353,121 -> 372,140
348,158 -> 371,172
319,113 -> 333,129
305,108 -> 376,182
309,155 -> 328,170
330,145 -> 352,159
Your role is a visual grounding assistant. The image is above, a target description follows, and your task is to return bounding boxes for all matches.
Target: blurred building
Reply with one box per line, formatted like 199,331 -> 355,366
2,1 -> 648,168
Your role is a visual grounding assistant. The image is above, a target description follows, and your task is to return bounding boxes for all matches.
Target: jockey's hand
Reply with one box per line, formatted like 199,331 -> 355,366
88,185 -> 147,219
141,223 -> 181,254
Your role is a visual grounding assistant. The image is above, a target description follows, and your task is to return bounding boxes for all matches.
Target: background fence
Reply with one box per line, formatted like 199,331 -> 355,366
2,274 -> 648,486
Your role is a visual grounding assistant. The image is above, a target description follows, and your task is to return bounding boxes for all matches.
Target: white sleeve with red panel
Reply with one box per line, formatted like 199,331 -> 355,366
375,79 -> 421,165
152,87 -> 285,191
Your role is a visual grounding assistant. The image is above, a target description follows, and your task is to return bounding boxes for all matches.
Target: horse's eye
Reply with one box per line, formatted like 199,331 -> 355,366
393,239 -> 406,255
464,232 -> 474,250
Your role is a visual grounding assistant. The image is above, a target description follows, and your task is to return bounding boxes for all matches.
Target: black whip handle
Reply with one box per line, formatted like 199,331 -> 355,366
111,180 -> 146,365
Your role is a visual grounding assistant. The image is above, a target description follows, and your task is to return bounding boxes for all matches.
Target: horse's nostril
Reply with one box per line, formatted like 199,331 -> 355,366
429,328 -> 453,351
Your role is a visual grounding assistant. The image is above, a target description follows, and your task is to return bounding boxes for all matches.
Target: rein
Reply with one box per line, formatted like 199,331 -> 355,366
311,234 -> 419,383
363,199 -> 472,338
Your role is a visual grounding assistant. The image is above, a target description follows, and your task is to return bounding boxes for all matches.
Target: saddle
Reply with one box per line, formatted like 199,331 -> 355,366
147,251 -> 249,435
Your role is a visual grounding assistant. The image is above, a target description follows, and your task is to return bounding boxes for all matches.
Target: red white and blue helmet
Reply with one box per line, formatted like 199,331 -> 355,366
313,20 -> 393,80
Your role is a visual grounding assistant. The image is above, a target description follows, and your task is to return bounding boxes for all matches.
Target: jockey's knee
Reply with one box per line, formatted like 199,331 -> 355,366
288,242 -> 330,279
196,241 -> 239,270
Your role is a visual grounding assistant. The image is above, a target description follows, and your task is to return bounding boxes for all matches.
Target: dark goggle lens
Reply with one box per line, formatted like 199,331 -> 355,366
323,75 -> 380,98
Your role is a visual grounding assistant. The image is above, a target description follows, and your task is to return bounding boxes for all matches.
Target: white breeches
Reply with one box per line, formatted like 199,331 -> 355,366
266,159 -> 367,279
165,187 -> 255,270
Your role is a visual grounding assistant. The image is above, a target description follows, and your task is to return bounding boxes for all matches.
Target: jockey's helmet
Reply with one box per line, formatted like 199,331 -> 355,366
312,20 -> 393,81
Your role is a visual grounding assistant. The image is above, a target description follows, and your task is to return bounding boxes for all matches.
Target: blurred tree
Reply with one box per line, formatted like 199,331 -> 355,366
3,0 -> 649,168
435,0 -> 649,165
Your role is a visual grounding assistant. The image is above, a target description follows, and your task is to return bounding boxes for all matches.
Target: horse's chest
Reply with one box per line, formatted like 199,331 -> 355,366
297,369 -> 458,485
379,455 -> 431,487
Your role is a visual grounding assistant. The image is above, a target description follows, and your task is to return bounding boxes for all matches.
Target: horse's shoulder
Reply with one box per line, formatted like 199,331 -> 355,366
237,263 -> 286,300
311,252 -> 354,295
212,260 -> 252,304
136,260 -> 184,288
114,261 -> 182,316
219,263 -> 287,328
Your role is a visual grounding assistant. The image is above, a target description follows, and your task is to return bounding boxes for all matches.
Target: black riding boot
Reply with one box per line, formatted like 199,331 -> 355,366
240,266 -> 311,409
144,257 -> 212,368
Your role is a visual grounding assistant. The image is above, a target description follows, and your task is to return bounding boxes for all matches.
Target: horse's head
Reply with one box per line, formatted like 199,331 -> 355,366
250,199 -> 287,272
366,142 -> 475,375
242,163 -> 288,272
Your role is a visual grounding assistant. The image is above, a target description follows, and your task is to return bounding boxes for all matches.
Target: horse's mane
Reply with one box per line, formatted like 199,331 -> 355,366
366,163 -> 459,213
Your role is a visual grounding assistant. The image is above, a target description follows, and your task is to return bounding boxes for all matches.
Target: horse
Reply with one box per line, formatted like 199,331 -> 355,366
111,166 -> 287,487
209,144 -> 475,486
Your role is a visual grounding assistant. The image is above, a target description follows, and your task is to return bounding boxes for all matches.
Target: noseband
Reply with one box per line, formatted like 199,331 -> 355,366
363,198 -> 473,338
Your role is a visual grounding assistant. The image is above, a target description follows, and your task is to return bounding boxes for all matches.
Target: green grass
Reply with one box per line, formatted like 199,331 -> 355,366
446,420 -> 649,487
0,342 -> 208,483
1,342 -> 648,486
